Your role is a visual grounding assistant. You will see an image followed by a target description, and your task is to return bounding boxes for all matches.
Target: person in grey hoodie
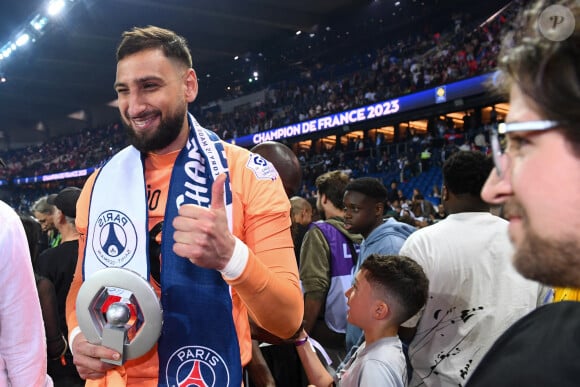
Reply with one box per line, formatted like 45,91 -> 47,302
342,177 -> 416,352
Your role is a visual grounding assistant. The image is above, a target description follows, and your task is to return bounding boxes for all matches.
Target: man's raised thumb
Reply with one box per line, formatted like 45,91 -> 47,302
211,173 -> 227,210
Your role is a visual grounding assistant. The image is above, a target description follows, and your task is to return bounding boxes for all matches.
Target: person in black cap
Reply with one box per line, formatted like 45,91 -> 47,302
37,187 -> 84,387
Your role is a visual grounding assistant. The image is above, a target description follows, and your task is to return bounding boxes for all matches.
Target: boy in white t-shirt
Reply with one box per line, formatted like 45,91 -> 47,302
295,254 -> 429,387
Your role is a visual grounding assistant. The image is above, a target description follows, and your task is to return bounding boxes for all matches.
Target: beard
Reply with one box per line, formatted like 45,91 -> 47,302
513,228 -> 580,288
123,104 -> 186,153
507,201 -> 580,288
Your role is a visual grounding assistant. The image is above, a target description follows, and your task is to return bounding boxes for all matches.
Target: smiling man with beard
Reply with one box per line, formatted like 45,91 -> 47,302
65,26 -> 303,387
465,0 -> 580,385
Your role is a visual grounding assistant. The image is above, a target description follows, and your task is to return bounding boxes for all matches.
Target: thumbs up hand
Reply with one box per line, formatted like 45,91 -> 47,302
172,173 -> 235,270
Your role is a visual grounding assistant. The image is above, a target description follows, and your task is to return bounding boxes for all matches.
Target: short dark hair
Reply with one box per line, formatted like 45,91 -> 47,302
315,171 -> 350,210
117,26 -> 193,68
361,254 -> 429,325
443,151 -> 493,197
345,177 -> 388,203
495,0 -> 580,155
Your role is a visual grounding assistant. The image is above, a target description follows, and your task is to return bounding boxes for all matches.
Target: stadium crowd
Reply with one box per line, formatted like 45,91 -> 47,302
0,1 -> 516,212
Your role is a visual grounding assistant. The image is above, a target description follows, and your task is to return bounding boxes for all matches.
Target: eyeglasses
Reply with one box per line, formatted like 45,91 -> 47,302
490,120 -> 560,178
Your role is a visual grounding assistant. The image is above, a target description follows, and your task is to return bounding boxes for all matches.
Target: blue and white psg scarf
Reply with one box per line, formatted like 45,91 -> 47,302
84,113 -> 242,386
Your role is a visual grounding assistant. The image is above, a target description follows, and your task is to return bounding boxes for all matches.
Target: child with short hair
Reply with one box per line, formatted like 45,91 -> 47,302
295,254 -> 428,386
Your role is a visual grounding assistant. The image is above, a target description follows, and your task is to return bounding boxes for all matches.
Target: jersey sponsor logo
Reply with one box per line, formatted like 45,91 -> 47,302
165,345 -> 231,387
246,154 -> 278,181
91,210 -> 137,267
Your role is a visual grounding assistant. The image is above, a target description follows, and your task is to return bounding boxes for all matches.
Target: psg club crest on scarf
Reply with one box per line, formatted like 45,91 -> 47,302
91,209 -> 138,267
165,346 -> 231,387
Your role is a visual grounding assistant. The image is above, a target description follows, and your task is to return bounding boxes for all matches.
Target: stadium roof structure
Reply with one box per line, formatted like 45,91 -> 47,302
0,0 -> 509,148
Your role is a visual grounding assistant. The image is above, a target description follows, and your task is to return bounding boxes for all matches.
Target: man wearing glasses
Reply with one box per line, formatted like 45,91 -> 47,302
466,0 -> 580,385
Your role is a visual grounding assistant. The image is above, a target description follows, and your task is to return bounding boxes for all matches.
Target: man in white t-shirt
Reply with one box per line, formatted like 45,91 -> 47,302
399,151 -> 549,386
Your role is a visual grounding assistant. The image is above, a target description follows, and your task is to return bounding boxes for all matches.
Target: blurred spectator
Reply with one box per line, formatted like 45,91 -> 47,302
300,171 -> 362,366
0,200 -> 53,386
36,188 -> 84,386
31,195 -> 60,252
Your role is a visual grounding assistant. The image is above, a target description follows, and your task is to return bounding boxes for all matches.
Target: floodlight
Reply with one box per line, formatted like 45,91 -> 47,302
47,0 -> 66,16
30,14 -> 49,31
1,44 -> 13,58
16,33 -> 30,47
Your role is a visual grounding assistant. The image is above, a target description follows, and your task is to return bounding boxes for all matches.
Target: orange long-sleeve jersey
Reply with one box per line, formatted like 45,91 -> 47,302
66,142 -> 303,386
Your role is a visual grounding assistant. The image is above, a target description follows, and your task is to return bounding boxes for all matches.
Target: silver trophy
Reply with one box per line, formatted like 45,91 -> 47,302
76,268 -> 162,365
